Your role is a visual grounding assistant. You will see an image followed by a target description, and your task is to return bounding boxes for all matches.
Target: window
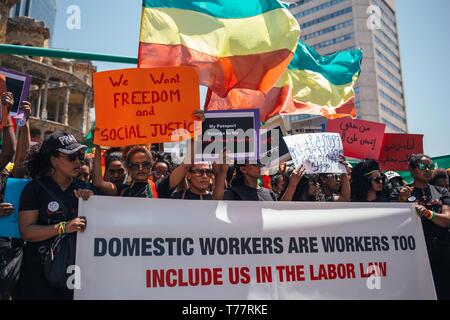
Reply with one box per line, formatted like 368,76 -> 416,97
382,118 -> 406,133
375,49 -> 401,74
311,33 -> 354,50
374,35 -> 399,62
379,90 -> 403,111
300,7 -> 352,29
294,0 -> 347,19
377,63 -> 402,86
378,76 -> 403,98
302,20 -> 353,41
381,104 -> 405,122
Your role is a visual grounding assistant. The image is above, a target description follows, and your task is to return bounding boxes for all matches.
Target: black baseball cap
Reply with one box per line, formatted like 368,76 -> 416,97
40,132 -> 87,155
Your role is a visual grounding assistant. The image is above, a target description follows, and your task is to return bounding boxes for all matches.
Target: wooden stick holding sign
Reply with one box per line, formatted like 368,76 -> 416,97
93,67 -> 200,147
283,133 -> 346,174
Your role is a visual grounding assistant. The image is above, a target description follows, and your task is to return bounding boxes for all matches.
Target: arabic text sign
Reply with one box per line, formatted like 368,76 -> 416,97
93,67 -> 200,147
76,197 -> 436,300
379,134 -> 424,171
327,118 -> 386,160
283,133 -> 346,174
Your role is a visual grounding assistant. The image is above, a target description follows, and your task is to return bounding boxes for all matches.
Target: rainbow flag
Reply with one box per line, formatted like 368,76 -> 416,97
138,0 -> 300,97
206,41 -> 363,121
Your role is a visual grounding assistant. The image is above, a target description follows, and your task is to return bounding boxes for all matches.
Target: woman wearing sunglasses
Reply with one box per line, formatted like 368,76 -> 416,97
351,159 -> 389,202
93,145 -> 157,198
15,132 -> 94,300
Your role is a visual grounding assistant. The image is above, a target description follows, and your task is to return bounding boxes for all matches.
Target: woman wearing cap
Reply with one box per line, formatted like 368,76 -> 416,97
15,132 -> 95,300
351,160 -> 389,202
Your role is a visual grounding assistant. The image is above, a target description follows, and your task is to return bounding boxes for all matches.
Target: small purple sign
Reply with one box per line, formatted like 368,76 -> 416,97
0,67 -> 32,123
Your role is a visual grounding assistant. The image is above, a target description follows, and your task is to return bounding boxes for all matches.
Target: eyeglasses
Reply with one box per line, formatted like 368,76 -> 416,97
152,170 -> 167,178
128,161 -> 152,171
417,163 -> 435,171
108,168 -> 125,175
190,168 -> 213,177
60,151 -> 85,162
370,176 -> 386,184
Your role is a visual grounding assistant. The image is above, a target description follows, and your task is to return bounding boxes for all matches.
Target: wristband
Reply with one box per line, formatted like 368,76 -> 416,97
429,210 -> 436,221
57,222 -> 67,235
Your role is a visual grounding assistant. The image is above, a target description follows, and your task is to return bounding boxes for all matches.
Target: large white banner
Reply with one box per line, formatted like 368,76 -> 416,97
75,197 -> 436,300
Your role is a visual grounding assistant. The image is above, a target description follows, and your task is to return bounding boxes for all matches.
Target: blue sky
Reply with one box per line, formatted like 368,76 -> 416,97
52,0 -> 450,157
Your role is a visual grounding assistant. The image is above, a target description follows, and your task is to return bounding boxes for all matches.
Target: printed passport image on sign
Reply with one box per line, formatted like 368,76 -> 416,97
93,67 -> 200,147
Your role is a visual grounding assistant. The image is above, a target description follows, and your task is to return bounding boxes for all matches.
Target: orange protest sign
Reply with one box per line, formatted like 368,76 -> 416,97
93,67 -> 200,147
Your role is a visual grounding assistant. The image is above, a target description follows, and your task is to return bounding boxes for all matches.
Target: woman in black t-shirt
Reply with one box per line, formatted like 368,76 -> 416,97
15,132 -> 94,300
93,145 -> 158,198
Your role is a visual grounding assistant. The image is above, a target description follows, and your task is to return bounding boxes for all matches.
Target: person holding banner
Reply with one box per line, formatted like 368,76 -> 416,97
398,154 -> 450,300
318,157 -> 351,202
93,145 -> 157,198
350,160 -> 390,202
156,144 -> 228,200
14,132 -> 94,300
224,161 -> 277,201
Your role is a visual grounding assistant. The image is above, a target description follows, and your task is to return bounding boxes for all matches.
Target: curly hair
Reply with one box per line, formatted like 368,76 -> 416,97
351,160 -> 381,202
430,169 -> 449,186
292,174 -> 322,201
24,143 -> 59,180
151,151 -> 175,173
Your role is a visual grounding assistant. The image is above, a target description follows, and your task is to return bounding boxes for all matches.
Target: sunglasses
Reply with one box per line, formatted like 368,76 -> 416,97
60,151 -> 85,162
190,168 -> 213,177
417,163 -> 435,171
108,168 -> 125,175
370,176 -> 386,184
152,170 -> 167,178
128,161 -> 152,171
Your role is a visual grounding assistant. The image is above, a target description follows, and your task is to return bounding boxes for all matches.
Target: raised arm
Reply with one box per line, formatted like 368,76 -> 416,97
92,145 -> 117,196
0,92 -> 16,172
11,101 -> 32,178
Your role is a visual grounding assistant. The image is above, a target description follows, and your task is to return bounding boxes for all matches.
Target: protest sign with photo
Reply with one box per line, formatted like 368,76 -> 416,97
283,133 -> 346,174
327,118 -> 386,160
93,67 -> 200,147
379,134 -> 424,171
196,110 -> 259,162
76,197 -> 435,300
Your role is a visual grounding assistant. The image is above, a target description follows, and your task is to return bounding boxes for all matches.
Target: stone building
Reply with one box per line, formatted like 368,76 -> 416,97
0,16 -> 95,142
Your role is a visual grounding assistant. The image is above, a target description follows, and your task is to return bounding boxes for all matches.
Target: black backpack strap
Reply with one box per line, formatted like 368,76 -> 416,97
36,180 -> 70,219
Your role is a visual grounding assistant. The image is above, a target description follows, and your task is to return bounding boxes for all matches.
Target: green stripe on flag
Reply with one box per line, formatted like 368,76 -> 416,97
288,41 -> 363,86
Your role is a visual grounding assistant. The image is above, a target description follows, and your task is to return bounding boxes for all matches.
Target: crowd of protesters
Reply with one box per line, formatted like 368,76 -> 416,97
0,93 -> 449,300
